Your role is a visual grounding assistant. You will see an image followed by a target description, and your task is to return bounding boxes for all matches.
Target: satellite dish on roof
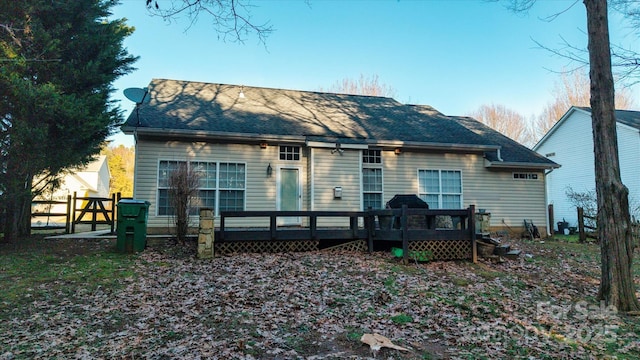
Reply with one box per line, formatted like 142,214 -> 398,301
123,87 -> 148,104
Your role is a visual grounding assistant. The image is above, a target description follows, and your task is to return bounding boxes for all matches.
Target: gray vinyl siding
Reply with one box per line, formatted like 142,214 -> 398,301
380,150 -> 547,231
134,140 -> 294,229
135,140 -> 547,232
311,148 -> 361,226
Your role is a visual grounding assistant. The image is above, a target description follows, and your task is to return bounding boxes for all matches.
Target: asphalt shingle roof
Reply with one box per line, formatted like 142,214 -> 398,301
575,106 -> 640,129
123,79 -> 557,168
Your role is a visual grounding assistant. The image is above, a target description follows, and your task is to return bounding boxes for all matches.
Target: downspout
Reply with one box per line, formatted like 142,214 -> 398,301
543,167 -> 556,237
310,147 -> 315,211
496,148 -> 503,162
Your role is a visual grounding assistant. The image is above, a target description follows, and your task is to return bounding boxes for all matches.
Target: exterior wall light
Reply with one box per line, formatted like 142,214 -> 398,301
267,163 -> 273,177
394,148 -> 402,155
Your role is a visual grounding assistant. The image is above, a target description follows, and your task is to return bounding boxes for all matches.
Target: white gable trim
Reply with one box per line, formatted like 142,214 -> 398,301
533,106 -> 592,151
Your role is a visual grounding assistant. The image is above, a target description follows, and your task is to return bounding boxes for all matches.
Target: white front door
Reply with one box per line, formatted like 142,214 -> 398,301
278,167 -> 302,225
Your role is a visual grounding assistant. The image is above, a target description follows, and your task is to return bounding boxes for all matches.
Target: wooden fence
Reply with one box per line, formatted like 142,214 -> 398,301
32,192 -> 121,233
577,207 -> 640,245
216,205 -> 478,263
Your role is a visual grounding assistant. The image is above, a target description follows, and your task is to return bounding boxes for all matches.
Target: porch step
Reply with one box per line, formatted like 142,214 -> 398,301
494,244 -> 511,256
505,250 -> 522,260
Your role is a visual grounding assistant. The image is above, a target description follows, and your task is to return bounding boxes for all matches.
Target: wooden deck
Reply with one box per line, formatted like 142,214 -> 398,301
216,205 -> 477,262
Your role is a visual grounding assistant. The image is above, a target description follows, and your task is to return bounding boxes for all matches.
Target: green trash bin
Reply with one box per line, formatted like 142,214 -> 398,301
116,199 -> 151,253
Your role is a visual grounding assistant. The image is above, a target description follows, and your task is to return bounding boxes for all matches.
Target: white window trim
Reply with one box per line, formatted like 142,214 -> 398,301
156,159 -> 247,217
417,169 -> 464,209
362,149 -> 384,210
512,172 -> 539,180
278,145 -> 301,161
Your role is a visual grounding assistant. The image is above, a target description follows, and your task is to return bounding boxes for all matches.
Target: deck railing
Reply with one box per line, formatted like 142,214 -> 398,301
217,204 -> 477,262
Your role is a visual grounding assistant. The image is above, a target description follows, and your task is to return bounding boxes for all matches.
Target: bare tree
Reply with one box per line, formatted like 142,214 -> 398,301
168,162 -> 200,245
467,103 -> 534,146
320,74 -> 397,98
508,0 -> 639,312
534,71 -> 636,141
144,0 -> 273,43
585,0 -> 639,312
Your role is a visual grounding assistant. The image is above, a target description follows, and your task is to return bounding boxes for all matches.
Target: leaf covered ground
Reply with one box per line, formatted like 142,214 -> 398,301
1,236 -> 639,359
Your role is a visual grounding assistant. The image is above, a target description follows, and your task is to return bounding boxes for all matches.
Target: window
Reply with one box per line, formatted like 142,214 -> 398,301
363,168 -> 383,209
157,160 -> 245,216
280,146 -> 300,161
190,161 -> 217,215
157,160 -> 186,216
513,172 -> 538,180
219,163 -> 245,211
362,149 -> 383,209
418,169 -> 462,209
363,149 -> 381,164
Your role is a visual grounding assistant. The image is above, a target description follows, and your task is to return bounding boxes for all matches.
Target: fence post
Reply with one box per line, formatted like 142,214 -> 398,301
65,195 -> 72,234
71,192 -> 77,234
110,193 -> 116,234
578,207 -> 586,243
548,204 -> 554,237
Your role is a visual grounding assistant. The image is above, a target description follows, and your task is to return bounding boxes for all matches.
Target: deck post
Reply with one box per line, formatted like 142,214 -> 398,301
310,215 -> 317,240
469,205 -> 477,263
270,215 -> 277,240
401,205 -> 408,264
219,214 -> 225,241
197,208 -> 214,259
366,211 -> 374,253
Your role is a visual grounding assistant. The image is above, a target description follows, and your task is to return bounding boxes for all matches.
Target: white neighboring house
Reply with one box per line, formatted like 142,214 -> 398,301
32,155 -> 111,226
533,106 -> 640,231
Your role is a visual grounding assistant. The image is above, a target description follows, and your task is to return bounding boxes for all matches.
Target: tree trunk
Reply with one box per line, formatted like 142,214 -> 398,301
584,0 -> 640,312
2,170 -> 34,243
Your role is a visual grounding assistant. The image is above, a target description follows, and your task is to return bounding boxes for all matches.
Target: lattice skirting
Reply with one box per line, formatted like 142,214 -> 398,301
215,240 -> 319,255
322,239 -> 368,252
408,239 -> 472,260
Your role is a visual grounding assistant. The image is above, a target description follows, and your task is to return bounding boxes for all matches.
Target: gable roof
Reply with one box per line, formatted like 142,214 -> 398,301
533,106 -> 640,151
122,78 -> 557,169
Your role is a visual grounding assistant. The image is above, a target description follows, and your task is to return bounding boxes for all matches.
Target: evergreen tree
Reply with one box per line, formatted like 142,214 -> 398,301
0,0 -> 137,242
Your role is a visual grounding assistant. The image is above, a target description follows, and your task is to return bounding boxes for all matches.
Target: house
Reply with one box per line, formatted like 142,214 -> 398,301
533,106 -> 640,231
121,79 -> 558,234
32,155 -> 111,226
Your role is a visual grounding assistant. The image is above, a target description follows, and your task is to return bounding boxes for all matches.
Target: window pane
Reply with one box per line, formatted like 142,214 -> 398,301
363,149 -> 381,164
193,162 -> 216,188
219,190 -> 244,211
442,195 -> 461,209
279,146 -> 300,161
418,170 -> 439,193
362,168 -> 382,192
420,194 -> 439,209
220,163 -> 245,188
441,171 -> 461,193
363,193 -> 383,210
157,189 -> 175,215
190,189 -> 216,215
158,160 -> 185,187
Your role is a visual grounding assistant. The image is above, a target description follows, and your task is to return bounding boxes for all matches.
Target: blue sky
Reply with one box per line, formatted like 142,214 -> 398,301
109,0 -> 639,147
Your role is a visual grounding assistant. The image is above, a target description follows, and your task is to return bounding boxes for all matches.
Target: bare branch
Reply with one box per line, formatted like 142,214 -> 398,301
145,0 -> 272,44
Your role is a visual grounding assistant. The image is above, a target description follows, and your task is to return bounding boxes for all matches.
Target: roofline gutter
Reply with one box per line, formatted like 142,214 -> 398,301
123,126 -> 503,152
485,161 -> 561,170
368,140 -> 500,152
121,127 -> 307,143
